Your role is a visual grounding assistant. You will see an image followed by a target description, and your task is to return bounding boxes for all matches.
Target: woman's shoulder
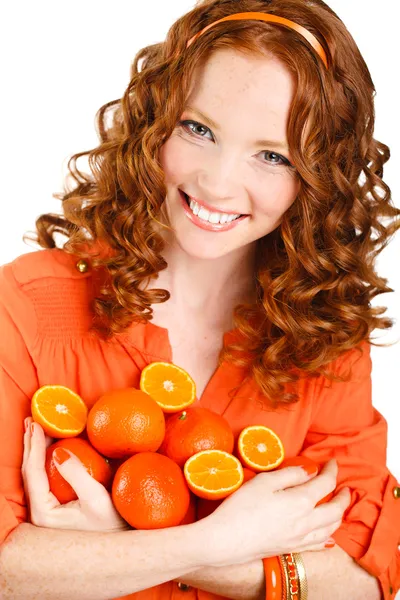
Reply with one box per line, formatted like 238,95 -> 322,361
2,247 -> 92,286
0,247 -> 95,343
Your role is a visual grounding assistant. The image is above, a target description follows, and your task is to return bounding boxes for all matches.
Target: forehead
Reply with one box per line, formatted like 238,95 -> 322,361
185,48 -> 295,126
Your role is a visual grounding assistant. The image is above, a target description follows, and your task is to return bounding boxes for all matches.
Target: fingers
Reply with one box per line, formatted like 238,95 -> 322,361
291,537 -> 338,553
22,417 -> 32,474
25,422 -> 54,507
288,460 -> 351,529
22,417 -> 53,468
290,459 -> 338,506
294,486 -> 350,553
53,451 -> 109,506
307,486 -> 351,533
263,460 -> 320,491
282,497 -> 344,554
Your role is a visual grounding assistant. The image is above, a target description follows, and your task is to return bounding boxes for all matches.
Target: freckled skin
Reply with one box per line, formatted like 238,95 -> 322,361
159,48 -> 300,264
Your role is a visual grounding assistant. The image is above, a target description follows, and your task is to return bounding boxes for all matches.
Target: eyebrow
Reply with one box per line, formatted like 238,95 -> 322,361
185,105 -> 290,152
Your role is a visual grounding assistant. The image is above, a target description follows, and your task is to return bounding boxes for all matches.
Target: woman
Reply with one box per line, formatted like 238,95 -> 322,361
0,0 -> 399,599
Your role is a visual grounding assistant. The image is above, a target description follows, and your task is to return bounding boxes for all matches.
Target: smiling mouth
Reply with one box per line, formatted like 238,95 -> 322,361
181,191 -> 246,219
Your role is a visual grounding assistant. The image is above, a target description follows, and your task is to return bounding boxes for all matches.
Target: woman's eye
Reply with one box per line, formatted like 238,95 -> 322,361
261,151 -> 289,166
179,120 -> 213,140
178,119 -> 292,168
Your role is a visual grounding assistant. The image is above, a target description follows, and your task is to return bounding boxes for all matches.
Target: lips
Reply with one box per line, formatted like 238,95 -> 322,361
180,190 -> 244,217
179,189 -> 249,232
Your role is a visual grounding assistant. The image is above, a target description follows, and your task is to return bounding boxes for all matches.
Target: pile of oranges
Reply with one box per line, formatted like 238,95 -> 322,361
30,361 -> 326,530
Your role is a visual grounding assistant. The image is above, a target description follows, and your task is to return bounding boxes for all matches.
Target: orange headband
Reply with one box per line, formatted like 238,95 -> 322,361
186,11 -> 329,70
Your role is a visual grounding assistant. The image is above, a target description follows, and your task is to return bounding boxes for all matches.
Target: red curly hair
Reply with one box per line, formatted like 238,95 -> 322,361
25,0 -> 400,407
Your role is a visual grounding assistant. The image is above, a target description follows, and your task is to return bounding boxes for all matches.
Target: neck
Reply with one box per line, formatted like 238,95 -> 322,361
151,239 -> 257,321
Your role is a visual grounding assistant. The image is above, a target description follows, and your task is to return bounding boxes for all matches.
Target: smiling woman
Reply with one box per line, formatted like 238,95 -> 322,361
0,1 -> 400,600
158,48 -> 299,259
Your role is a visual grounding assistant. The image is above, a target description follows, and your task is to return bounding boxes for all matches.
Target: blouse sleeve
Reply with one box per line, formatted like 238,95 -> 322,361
0,262 -> 39,545
301,341 -> 400,599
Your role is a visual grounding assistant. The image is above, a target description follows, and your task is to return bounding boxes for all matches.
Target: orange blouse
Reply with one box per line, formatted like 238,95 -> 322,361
0,247 -> 399,600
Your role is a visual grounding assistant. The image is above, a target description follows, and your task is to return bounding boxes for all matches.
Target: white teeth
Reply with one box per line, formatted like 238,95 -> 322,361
208,212 -> 221,224
187,196 -> 241,224
189,199 -> 200,216
198,207 -> 210,221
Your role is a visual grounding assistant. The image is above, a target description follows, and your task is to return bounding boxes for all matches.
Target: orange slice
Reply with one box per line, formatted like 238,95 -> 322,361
31,385 -> 88,438
238,425 -> 285,472
140,362 -> 196,413
184,449 -> 244,500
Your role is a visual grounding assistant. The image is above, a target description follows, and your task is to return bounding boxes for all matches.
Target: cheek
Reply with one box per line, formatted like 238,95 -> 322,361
254,176 -> 299,217
159,136 -> 195,183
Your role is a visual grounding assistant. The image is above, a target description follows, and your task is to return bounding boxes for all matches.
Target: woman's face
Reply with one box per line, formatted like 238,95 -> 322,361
159,48 -> 300,260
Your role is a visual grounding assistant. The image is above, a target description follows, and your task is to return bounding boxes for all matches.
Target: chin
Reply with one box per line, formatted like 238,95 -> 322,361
175,236 -> 234,260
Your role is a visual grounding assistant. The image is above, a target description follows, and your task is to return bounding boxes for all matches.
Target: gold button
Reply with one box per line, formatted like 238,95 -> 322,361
177,583 -> 192,591
393,486 -> 400,499
76,259 -> 89,273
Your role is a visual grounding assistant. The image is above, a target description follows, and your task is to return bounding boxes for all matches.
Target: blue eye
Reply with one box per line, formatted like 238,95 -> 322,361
177,120 -> 293,168
179,120 -> 213,140
261,151 -> 289,166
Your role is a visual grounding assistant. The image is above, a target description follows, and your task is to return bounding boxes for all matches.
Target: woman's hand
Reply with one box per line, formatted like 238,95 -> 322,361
196,458 -> 351,568
21,417 -> 130,532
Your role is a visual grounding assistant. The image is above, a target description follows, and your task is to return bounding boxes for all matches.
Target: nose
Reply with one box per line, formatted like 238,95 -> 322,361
197,150 -> 242,204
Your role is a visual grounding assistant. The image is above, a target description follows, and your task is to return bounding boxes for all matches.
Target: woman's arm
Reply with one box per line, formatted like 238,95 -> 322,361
174,558 -> 266,600
0,520 -> 207,600
173,545 -> 381,600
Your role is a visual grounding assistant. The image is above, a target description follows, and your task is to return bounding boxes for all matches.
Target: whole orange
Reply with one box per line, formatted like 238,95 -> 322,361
277,455 -> 334,505
158,407 -> 234,467
180,492 -> 197,526
197,497 -> 223,520
87,388 -> 165,459
242,467 -> 257,484
112,452 -> 190,529
45,437 -> 113,504
197,467 -> 256,520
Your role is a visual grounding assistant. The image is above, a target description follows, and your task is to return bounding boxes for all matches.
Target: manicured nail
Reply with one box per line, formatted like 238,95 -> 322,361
325,539 -> 336,548
302,465 -> 319,477
53,448 -> 71,465
24,418 -> 30,432
30,423 -> 35,435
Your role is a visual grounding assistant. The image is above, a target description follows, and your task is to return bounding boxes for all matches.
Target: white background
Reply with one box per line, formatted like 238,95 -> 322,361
1,0 -> 399,543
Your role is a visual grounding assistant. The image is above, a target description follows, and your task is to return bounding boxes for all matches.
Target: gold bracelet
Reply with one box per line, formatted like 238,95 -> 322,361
282,553 -> 300,600
293,553 -> 308,600
278,555 -> 290,600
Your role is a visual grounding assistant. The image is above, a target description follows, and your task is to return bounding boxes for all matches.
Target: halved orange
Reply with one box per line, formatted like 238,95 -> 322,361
31,385 -> 88,438
184,449 -> 244,500
238,425 -> 285,472
140,362 -> 196,413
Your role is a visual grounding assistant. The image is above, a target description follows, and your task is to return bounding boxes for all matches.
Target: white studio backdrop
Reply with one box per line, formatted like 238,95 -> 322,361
0,0 -> 399,493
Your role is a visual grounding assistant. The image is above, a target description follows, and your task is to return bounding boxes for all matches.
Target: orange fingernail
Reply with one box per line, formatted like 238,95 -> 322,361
325,540 -> 336,548
302,465 -> 319,477
53,448 -> 71,465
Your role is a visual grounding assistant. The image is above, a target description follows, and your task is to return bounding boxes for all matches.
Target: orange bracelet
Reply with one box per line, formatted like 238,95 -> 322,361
263,556 -> 284,600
